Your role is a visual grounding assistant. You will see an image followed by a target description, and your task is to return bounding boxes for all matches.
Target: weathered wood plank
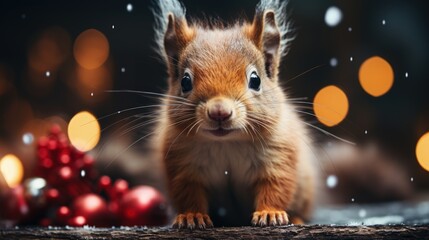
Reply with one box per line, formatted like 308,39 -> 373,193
1,225 -> 428,240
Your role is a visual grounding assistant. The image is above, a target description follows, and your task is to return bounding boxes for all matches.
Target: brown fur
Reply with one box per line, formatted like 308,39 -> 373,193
151,0 -> 314,228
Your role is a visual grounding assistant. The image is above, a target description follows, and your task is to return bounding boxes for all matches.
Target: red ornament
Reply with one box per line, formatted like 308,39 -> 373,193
119,186 -> 167,226
20,124 -> 170,227
0,186 -> 29,223
45,188 -> 59,202
68,216 -> 87,227
39,218 -> 52,227
72,193 -> 111,227
58,166 -> 73,181
56,206 -> 71,224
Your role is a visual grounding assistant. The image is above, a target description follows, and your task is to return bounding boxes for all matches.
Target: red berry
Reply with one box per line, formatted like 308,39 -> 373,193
48,140 -> 58,151
45,188 -> 60,202
112,179 -> 129,201
99,176 -> 111,189
56,206 -> 71,224
58,166 -> 73,181
68,216 -> 86,227
38,136 -> 49,148
59,154 -> 71,165
49,124 -> 62,136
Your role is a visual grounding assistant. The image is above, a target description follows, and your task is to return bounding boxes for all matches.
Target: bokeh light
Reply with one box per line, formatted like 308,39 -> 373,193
0,64 -> 13,96
313,85 -> 349,127
3,98 -> 33,136
22,133 -> 34,145
67,63 -> 113,103
359,56 -> 394,97
324,6 -> 342,27
326,175 -> 338,188
0,154 -> 24,187
21,116 -> 68,140
330,58 -> 338,67
74,29 -> 109,70
126,3 -> 133,12
68,111 -> 100,152
76,64 -> 113,92
416,132 -> 429,172
27,27 -> 71,95
28,26 -> 71,73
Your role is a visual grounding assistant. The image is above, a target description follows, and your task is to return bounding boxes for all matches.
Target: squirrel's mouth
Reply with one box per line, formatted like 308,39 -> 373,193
207,128 -> 234,137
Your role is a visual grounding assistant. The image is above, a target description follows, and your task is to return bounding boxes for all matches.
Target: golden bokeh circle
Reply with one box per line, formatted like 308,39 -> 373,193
313,85 -> 349,127
359,56 -> 394,97
68,111 -> 100,152
73,29 -> 109,70
0,154 -> 24,187
416,132 -> 429,172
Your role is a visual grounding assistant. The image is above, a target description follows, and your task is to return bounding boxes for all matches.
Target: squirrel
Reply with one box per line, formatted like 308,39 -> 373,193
151,0 -> 316,229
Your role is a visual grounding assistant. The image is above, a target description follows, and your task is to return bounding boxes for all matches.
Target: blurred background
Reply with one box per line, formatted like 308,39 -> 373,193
0,0 -> 428,207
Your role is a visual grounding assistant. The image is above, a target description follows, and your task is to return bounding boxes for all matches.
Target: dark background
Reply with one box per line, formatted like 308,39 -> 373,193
0,0 -> 428,191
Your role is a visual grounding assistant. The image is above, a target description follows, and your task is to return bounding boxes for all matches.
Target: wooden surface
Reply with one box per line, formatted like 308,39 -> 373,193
1,225 -> 429,239
2,200 -> 429,239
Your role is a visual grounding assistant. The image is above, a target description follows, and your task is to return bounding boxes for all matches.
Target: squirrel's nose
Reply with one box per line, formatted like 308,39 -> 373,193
208,108 -> 232,122
207,99 -> 233,122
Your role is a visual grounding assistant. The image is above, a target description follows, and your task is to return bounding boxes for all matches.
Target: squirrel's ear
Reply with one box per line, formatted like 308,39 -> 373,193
248,0 -> 291,80
163,14 -> 194,80
154,0 -> 195,81
249,10 -> 281,79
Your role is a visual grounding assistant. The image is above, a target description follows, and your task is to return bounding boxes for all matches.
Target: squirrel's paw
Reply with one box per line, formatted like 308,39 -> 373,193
172,212 -> 214,229
251,210 -> 289,226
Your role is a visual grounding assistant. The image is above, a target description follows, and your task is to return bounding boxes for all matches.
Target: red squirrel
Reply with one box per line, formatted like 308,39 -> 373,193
151,0 -> 315,228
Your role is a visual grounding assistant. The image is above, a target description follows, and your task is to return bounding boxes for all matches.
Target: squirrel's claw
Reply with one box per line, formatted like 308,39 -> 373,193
252,210 -> 289,227
172,213 -> 213,229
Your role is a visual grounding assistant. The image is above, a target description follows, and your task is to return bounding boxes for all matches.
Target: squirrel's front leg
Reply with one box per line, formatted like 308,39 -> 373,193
168,172 -> 213,229
252,171 -> 296,226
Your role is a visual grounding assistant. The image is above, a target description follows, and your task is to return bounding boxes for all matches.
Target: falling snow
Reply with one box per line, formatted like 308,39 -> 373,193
365,130 -> 368,134
90,92 -> 94,97
224,171 -> 228,175
121,67 -> 126,73
45,71 -> 50,77
411,177 -> 414,182
112,25 -> 115,29
330,58 -> 338,67
324,6 -> 342,27
218,207 -> 227,217
326,175 -> 338,188
350,57 -> 353,62
118,111 -> 121,114
405,72 -> 409,78
351,198 -> 355,202
359,209 -> 367,218
22,133 -> 34,145
382,19 -> 386,25
80,170 -> 86,177
348,27 -> 352,32
126,3 -> 133,12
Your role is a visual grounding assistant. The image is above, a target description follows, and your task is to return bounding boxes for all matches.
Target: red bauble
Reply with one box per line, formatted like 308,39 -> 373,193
119,186 -> 167,226
56,206 -> 71,224
0,186 -> 29,223
72,193 -> 111,227
68,216 -> 87,227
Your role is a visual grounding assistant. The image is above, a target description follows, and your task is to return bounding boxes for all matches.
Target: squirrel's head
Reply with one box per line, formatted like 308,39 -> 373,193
154,0 -> 293,141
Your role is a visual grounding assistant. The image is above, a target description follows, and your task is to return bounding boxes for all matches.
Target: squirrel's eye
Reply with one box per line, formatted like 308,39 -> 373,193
249,71 -> 261,91
181,73 -> 193,93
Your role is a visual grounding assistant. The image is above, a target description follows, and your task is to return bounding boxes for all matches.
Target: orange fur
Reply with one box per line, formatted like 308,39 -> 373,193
152,0 -> 314,229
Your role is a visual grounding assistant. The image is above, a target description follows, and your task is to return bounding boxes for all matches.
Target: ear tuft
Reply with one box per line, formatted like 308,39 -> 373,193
255,0 -> 294,57
152,0 -> 195,82
248,0 -> 294,79
153,0 -> 186,60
